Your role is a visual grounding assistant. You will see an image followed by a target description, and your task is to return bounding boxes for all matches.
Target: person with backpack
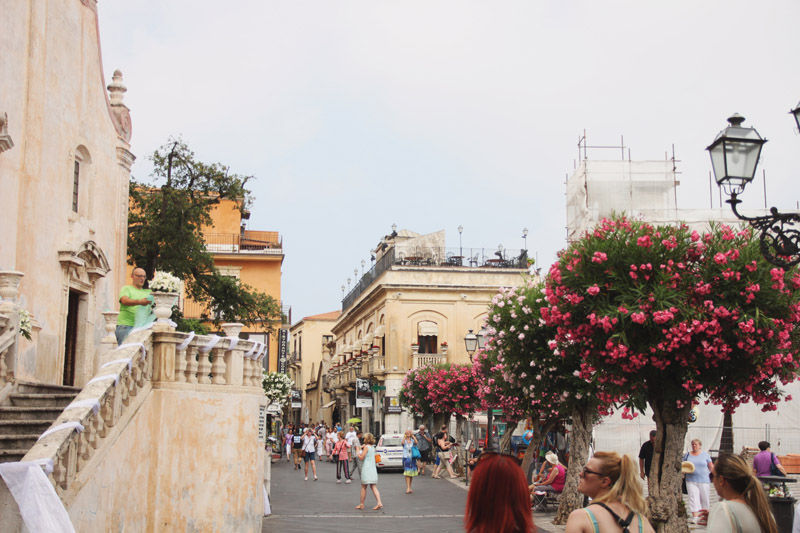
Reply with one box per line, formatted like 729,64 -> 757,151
753,441 -> 787,477
291,429 -> 304,470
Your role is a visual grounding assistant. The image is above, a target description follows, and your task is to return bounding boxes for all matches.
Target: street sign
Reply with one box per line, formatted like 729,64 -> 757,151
372,385 -> 386,392
258,405 -> 267,442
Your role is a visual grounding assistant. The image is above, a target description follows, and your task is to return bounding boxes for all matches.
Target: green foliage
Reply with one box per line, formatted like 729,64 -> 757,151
127,139 -> 281,329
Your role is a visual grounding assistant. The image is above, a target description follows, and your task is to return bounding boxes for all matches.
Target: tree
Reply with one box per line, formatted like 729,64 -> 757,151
479,279 -> 609,523
545,217 -> 800,532
128,139 -> 281,330
399,363 -> 482,440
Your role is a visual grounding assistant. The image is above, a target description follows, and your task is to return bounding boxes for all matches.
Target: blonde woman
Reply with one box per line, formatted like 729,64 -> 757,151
401,429 -> 419,494
354,432 -> 383,511
565,451 -> 655,533
684,438 -> 713,522
700,454 -> 778,533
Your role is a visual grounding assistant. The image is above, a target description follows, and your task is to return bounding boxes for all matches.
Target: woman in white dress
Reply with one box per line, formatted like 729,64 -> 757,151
700,454 -> 777,533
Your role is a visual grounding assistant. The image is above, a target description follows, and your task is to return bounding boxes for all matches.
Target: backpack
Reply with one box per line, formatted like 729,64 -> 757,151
770,453 -> 785,477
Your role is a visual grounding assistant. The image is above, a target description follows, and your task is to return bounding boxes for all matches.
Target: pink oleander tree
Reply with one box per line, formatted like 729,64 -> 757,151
545,217 -> 800,533
476,279 -> 615,523
399,363 -> 482,440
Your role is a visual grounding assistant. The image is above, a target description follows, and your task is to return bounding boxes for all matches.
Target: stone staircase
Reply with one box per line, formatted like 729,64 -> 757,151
0,381 -> 80,463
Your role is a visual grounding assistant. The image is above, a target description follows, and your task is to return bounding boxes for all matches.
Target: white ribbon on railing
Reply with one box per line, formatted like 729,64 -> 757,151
226,336 -> 239,351
244,341 -> 258,359
64,399 -> 101,416
116,342 -> 147,361
130,321 -> 154,335
37,421 -> 85,441
100,357 -> 133,373
0,460 -> 75,532
257,344 -> 267,362
177,331 -> 196,351
199,334 -> 220,353
87,374 -> 119,386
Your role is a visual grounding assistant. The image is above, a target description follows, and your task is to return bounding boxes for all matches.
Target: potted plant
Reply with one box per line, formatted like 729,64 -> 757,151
440,341 -> 448,355
148,270 -> 181,322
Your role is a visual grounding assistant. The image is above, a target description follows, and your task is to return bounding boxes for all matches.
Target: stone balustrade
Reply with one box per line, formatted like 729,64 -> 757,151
20,325 -> 265,500
368,355 -> 385,376
413,352 -> 446,368
0,311 -> 18,387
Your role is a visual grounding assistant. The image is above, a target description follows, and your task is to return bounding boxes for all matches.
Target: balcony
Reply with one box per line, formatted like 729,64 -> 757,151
413,352 -> 446,368
342,246 -> 528,310
204,231 -> 282,255
368,355 -> 386,377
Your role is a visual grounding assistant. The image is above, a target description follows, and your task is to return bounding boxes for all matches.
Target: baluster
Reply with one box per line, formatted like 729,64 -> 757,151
247,357 -> 257,386
211,347 -> 226,385
77,430 -> 91,469
186,346 -> 199,384
197,348 -> 212,384
175,346 -> 188,383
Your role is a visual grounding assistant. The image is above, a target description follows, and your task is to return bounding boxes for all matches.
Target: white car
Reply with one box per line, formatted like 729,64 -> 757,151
375,434 -> 404,471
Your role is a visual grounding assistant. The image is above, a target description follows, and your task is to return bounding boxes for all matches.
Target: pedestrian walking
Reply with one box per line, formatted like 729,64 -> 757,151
291,429 -> 304,470
699,454 -> 778,532
302,428 -> 319,481
564,451 -> 654,533
638,430 -> 657,480
333,430 -> 352,484
351,430 -> 363,479
284,429 -> 293,462
465,451 -> 534,533
415,424 -> 433,475
432,425 -> 458,479
684,439 -> 713,523
325,428 -> 335,462
402,429 -> 419,494
354,433 -> 383,511
317,424 -> 327,458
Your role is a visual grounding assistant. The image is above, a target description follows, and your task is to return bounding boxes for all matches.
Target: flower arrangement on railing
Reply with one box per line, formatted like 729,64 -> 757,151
262,370 -> 293,405
439,341 -> 448,347
18,309 -> 32,341
149,271 -> 182,293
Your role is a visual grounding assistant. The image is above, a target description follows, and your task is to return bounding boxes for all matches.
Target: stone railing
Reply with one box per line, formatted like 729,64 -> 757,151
0,270 -> 25,388
368,355 -> 385,376
413,353 -> 446,368
21,322 -> 266,501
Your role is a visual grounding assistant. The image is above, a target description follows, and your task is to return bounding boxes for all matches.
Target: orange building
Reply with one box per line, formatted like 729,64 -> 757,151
182,198 -> 285,371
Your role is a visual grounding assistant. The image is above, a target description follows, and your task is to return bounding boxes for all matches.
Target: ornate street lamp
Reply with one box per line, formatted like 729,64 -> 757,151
522,228 -> 528,251
361,259 -> 366,276
458,225 -> 463,257
477,328 -> 487,350
341,285 -> 345,298
464,329 -> 478,355
707,112 -> 800,267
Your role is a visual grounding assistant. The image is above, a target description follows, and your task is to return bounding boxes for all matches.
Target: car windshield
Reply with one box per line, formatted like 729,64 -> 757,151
379,436 -> 402,447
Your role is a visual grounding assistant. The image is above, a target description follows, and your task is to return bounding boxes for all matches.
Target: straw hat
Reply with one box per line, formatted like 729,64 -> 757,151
545,451 -> 559,465
681,461 -> 695,474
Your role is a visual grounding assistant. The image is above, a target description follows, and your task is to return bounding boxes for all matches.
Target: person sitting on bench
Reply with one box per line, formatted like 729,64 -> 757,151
530,452 -> 566,510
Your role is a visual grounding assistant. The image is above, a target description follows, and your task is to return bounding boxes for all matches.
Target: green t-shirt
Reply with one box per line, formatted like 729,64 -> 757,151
118,285 -> 151,326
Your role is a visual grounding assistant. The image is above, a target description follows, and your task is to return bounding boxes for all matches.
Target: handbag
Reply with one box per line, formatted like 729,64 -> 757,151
412,445 -> 421,459
300,450 -> 306,458
770,453 -> 786,477
374,453 -> 382,463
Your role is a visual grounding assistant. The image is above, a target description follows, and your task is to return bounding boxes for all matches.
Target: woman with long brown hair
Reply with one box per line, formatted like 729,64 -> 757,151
700,454 -> 778,533
565,451 -> 654,533
465,452 -> 534,533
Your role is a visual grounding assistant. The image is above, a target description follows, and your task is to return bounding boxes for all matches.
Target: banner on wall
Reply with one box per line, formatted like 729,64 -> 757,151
278,329 -> 289,373
290,390 -> 301,409
356,378 -> 372,409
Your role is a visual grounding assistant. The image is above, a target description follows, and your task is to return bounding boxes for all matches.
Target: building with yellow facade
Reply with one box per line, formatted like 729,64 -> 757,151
183,198 -> 285,372
327,229 -> 531,436
287,311 -> 340,425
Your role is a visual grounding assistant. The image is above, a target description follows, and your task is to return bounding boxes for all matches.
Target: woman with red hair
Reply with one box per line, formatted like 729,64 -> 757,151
465,452 -> 535,533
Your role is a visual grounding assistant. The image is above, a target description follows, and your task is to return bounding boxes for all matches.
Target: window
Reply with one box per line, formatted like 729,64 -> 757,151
417,321 -> 438,354
72,160 -> 80,212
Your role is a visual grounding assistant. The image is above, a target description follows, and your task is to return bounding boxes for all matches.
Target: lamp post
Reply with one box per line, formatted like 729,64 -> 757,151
465,328 -> 492,450
522,228 -> 528,251
464,329 -> 478,356
458,225 -> 463,258
341,285 -> 345,298
347,278 -> 351,291
361,259 -> 366,276
707,112 -> 800,267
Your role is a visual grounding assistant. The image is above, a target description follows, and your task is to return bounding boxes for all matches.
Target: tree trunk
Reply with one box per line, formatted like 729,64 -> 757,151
456,414 -> 465,444
647,397 -> 691,533
554,404 -> 593,524
499,426 -> 514,454
720,411 -> 733,454
522,417 -> 559,483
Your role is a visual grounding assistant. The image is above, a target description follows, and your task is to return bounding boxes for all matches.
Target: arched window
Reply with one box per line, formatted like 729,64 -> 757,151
72,146 -> 91,214
417,321 -> 438,354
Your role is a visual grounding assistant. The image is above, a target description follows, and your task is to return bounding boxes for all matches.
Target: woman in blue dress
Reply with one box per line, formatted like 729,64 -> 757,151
402,429 -> 419,494
355,433 -> 383,510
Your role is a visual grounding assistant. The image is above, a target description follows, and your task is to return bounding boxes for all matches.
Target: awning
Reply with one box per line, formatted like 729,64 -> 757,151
363,332 -> 374,346
418,321 -> 438,337
321,400 -> 336,409
373,325 -> 385,338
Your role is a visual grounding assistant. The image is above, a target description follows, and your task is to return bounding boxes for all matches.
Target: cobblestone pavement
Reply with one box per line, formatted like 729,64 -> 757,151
263,455 -> 554,533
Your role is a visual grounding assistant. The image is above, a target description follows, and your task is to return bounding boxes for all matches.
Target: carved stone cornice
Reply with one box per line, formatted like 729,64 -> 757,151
0,112 -> 14,154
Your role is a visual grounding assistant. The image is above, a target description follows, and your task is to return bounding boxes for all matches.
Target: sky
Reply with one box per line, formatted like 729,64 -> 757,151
97,1 -> 800,322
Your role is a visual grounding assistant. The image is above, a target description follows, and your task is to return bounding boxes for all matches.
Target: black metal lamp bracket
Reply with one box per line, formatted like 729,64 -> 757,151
727,192 -> 800,267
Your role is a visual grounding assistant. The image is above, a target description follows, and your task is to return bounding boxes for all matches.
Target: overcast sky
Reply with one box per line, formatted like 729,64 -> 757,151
97,1 -> 800,323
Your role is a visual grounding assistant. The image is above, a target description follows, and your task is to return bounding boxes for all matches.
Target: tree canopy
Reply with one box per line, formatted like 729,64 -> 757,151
127,139 -> 281,330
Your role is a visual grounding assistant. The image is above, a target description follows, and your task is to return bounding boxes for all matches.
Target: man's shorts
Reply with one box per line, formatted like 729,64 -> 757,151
419,449 -> 431,462
292,448 -> 303,462
303,451 -> 316,462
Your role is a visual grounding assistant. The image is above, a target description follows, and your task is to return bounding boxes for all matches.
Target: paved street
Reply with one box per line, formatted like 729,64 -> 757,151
263,456 -> 554,532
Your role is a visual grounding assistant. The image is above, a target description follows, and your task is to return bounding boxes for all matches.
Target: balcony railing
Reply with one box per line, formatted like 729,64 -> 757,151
342,246 -> 529,310
204,232 -> 282,255
368,356 -> 385,376
413,352 -> 446,368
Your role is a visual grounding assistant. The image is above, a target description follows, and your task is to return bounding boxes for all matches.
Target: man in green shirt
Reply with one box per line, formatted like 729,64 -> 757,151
116,267 -> 153,344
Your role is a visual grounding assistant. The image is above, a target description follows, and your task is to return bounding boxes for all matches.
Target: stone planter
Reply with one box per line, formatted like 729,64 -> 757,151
151,292 -> 179,323
440,345 -> 448,356
102,311 -> 119,344
0,271 -> 24,310
411,344 -> 419,355
221,322 -> 244,338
